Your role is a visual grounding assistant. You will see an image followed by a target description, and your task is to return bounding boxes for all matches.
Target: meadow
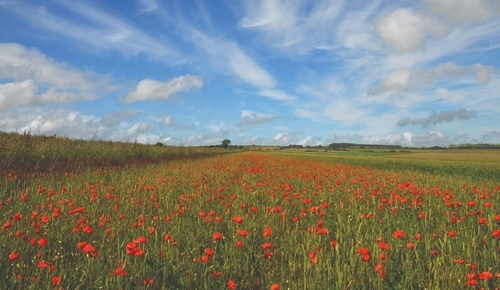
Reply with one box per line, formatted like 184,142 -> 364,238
1,136 -> 499,289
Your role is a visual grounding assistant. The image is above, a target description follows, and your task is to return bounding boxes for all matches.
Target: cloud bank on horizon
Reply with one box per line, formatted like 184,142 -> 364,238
0,0 -> 499,147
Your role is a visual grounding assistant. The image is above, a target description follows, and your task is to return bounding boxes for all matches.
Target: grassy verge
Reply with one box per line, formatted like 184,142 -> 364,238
0,131 -> 233,179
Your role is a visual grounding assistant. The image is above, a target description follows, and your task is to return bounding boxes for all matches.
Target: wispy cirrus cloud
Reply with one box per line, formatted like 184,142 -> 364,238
240,0 -> 345,53
3,1 -> 182,60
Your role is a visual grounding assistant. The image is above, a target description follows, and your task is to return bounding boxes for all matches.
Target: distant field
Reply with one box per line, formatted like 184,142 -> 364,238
271,148 -> 500,181
273,147 -> 500,163
385,150 -> 500,163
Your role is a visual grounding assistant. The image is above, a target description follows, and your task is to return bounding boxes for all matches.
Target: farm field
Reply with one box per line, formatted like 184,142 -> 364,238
1,151 -> 500,289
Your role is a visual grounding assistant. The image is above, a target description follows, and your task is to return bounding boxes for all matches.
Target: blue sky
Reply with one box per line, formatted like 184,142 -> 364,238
1,0 -> 499,146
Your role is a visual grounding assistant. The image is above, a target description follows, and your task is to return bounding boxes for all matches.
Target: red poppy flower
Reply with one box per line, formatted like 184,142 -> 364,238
263,252 -> 273,259
83,244 -> 96,255
262,242 -> 273,250
37,237 -> 48,247
213,232 -> 223,241
406,243 -> 414,249
38,260 -> 50,268
8,251 -> 19,261
478,271 -> 493,280
201,255 -> 210,263
309,251 -> 317,265
3,220 -> 12,229
263,227 -> 272,237
447,231 -> 457,237
236,229 -> 249,237
52,276 -> 61,285
204,247 -> 214,256
270,283 -> 280,290
134,236 -> 147,244
453,258 -> 465,264
236,241 -> 243,248
465,279 -> 478,286
377,242 -> 390,251
357,247 -> 370,256
330,240 -> 338,247
232,216 -> 244,224
228,279 -> 236,290
393,230 -> 404,239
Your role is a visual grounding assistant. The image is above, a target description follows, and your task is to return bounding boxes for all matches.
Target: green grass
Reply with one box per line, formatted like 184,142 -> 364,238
0,130 -> 233,179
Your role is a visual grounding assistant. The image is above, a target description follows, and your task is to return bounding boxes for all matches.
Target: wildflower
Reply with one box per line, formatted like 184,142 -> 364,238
309,251 -> 317,265
204,247 -> 214,256
377,242 -> 390,251
235,241 -> 243,248
263,252 -> 273,259
453,258 -> 465,265
134,236 -> 147,244
263,227 -> 272,237
37,237 -> 48,247
478,271 -> 493,280
358,247 -> 370,256
228,279 -> 237,290
52,276 -> 61,285
8,251 -> 19,261
38,261 -> 50,268
270,283 -> 280,290
232,216 -> 244,224
262,242 -> 273,250
236,229 -> 249,237
393,230 -> 404,239
213,232 -> 223,241
406,243 -> 414,249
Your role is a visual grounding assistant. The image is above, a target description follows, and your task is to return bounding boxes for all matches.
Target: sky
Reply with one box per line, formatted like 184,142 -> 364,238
0,0 -> 499,147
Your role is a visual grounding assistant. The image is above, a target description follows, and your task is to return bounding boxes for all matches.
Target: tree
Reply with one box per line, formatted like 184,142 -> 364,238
221,139 -> 231,148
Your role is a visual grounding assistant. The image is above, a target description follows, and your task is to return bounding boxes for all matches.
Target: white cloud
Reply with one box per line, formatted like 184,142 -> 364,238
425,0 -> 500,24
125,75 -> 203,103
238,110 -> 278,126
127,122 -> 152,134
375,8 -> 448,54
370,63 -> 498,95
323,99 -> 365,124
0,80 -> 37,111
0,109 -> 101,138
0,43 -> 110,91
258,89 -> 295,101
365,131 -> 446,146
100,109 -> 143,126
297,136 -> 322,146
272,132 -> 301,145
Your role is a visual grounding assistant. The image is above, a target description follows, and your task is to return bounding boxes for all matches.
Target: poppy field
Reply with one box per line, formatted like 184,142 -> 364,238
1,152 -> 499,289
